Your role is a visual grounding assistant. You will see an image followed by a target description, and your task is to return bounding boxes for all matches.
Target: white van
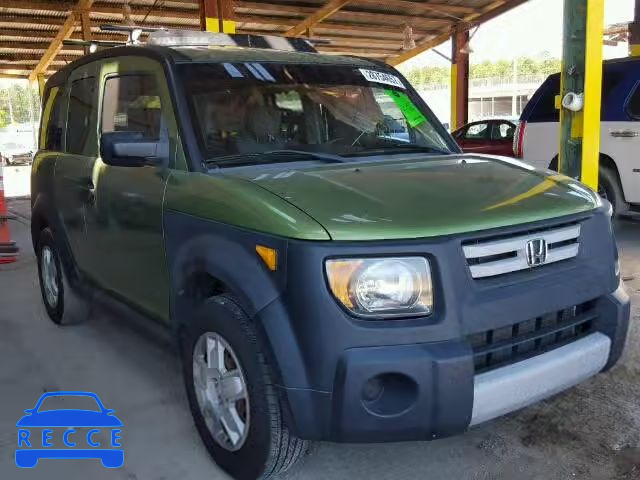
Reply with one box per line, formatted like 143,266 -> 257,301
514,57 -> 640,216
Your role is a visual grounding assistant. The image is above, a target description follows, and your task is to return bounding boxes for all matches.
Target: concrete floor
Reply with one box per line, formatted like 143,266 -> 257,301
1,198 -> 639,480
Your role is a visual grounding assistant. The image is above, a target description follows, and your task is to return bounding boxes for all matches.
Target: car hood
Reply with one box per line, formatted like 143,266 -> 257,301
16,410 -> 123,428
231,155 -> 600,241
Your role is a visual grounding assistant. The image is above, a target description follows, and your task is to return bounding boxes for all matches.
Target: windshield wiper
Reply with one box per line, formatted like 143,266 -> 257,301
207,149 -> 347,167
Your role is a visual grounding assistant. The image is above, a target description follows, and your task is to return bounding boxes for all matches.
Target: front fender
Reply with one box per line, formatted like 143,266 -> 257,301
164,210 -> 287,317
164,210 -> 312,392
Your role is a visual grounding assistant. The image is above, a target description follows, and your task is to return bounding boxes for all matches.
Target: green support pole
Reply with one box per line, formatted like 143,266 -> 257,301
630,0 -> 640,56
559,0 -> 605,191
558,0 -> 587,179
558,0 -> 604,190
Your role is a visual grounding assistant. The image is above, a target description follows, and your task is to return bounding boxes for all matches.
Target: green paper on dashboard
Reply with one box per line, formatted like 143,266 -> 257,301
385,89 -> 427,128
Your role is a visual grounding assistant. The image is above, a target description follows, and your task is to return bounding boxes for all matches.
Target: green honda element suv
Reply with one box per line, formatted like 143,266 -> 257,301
31,30 -> 630,480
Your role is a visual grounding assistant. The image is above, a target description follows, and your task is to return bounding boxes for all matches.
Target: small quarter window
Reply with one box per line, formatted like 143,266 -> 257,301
626,83 -> 640,120
101,75 -> 163,140
67,77 -> 97,155
40,86 -> 65,151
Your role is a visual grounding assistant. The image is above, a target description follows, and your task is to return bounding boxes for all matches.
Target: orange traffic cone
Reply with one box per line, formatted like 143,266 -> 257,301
0,162 -> 19,264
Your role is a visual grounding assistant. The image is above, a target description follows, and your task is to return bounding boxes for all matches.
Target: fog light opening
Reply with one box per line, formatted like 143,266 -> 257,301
361,373 -> 418,417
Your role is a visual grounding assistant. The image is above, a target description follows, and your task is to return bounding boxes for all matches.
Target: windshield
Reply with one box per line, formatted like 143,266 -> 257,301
179,63 -> 453,165
37,395 -> 101,412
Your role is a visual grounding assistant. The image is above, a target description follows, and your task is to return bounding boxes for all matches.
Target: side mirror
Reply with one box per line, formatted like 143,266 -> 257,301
100,131 -> 165,167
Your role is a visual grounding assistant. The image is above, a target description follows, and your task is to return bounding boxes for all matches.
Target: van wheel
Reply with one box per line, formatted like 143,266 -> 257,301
36,228 -> 91,325
599,167 -> 629,217
181,294 -> 308,480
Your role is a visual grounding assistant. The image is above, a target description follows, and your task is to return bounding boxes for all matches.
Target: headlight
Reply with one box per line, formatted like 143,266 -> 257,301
325,257 -> 433,318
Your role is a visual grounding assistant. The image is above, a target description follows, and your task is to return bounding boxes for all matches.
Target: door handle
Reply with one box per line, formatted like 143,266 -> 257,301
610,130 -> 639,138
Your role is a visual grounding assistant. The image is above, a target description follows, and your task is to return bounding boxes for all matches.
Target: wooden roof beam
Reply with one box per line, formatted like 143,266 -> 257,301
0,17 -> 66,27
0,41 -> 84,51
387,0 -> 528,66
283,0 -> 352,37
0,64 -> 55,73
28,0 -> 93,82
0,73 -> 29,79
0,53 -> 82,60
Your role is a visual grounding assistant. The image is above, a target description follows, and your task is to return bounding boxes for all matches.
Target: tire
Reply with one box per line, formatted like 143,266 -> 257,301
181,294 -> 307,480
36,228 -> 65,324
36,227 -> 91,325
599,167 -> 629,217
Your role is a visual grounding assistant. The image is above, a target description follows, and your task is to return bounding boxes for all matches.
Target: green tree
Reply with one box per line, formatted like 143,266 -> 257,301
0,84 -> 40,125
401,56 -> 562,88
0,108 -> 8,128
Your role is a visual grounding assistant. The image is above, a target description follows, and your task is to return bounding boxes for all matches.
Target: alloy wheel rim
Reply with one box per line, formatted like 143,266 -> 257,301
41,246 -> 59,308
192,332 -> 250,452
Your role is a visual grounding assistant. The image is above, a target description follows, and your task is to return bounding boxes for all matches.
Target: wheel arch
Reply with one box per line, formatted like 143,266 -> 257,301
31,192 -> 83,289
30,194 -> 49,251
164,211 -> 312,399
598,153 -> 623,189
548,153 -> 623,188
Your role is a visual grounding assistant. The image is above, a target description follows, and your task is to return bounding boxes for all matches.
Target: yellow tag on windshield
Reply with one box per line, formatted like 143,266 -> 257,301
385,89 -> 427,128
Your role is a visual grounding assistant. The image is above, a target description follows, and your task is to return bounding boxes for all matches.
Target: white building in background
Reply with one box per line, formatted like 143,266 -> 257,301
416,74 -> 548,127
0,122 -> 38,153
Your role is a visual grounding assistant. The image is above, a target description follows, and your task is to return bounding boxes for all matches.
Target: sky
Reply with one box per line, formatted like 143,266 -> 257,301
401,0 -> 635,69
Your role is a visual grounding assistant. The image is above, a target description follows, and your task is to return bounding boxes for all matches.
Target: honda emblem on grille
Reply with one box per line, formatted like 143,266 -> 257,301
525,238 -> 548,266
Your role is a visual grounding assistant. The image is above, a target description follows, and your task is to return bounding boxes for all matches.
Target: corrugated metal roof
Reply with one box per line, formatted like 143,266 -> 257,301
0,0 -> 526,78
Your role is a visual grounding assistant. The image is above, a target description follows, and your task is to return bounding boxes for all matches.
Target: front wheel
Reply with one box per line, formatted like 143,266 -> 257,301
181,294 -> 307,480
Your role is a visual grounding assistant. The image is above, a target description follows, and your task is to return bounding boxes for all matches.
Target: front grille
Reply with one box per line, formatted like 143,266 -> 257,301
463,222 -> 581,279
467,301 -> 598,374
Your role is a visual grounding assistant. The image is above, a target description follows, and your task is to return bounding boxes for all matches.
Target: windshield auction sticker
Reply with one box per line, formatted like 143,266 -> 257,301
385,90 -> 427,128
359,69 -> 406,89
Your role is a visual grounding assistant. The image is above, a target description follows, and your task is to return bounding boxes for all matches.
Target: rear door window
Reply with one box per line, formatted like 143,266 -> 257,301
67,77 -> 97,155
528,76 -> 560,123
527,70 -> 625,123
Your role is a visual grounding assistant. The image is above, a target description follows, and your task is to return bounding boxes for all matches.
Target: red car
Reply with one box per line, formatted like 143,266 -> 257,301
452,119 -> 516,156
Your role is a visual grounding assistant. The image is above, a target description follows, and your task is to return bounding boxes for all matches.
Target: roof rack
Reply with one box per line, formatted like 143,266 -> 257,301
63,25 -> 166,52
64,25 -> 324,56
101,24 -> 167,44
147,29 -> 318,53
62,38 -> 125,53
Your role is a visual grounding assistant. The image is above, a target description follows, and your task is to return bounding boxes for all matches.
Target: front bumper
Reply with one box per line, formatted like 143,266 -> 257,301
279,285 -> 629,443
